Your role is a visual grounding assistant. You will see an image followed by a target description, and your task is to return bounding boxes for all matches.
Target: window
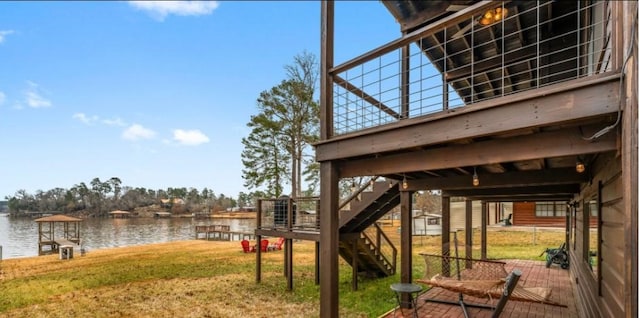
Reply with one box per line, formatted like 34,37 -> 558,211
535,201 -> 567,217
428,217 -> 440,225
584,187 -> 600,286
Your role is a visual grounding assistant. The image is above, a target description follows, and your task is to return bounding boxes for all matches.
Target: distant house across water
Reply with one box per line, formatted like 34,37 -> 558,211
0,201 -> 8,213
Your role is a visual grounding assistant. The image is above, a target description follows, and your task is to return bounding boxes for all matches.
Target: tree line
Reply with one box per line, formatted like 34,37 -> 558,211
4,177 -> 264,217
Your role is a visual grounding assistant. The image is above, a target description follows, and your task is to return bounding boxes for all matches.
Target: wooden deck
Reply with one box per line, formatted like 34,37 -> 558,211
385,260 -> 578,318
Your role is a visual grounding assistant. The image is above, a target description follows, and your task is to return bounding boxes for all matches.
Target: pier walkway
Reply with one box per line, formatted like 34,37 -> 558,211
195,225 -> 255,241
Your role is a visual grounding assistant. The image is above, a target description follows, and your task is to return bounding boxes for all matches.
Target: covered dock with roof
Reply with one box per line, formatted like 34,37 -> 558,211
34,214 -> 82,256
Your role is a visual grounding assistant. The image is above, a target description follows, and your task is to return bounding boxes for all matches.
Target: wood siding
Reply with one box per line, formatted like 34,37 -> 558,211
571,152 -> 625,318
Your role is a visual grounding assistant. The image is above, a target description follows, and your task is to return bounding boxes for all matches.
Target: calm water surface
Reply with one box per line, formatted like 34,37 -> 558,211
0,215 -> 256,259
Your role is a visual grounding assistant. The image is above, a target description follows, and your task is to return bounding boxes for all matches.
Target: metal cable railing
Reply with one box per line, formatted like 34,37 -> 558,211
331,0 -> 613,136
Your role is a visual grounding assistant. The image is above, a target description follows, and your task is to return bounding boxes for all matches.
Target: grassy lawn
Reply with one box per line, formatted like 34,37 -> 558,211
0,226 -> 565,317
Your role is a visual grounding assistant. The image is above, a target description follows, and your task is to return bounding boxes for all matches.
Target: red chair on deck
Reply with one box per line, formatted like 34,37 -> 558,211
241,240 -> 255,253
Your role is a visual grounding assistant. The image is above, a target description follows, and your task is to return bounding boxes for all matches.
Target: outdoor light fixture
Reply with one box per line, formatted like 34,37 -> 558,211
576,160 -> 586,173
472,167 -> 480,186
402,174 -> 408,190
479,7 -> 508,26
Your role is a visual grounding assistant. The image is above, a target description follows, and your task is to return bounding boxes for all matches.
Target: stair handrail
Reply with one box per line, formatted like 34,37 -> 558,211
362,222 -> 397,274
338,176 -> 379,210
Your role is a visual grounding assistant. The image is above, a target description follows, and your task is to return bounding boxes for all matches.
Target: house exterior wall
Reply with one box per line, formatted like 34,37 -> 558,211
570,152 -> 625,318
512,202 -> 590,227
570,3 -> 639,318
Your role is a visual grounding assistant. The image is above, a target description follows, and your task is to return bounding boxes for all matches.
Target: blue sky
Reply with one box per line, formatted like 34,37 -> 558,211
0,1 -> 400,200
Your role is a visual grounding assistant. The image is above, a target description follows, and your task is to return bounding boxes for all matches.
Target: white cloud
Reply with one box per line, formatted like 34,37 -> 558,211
172,129 -> 210,146
0,91 -> 5,105
128,1 -> 219,21
122,124 -> 156,141
24,81 -> 52,108
72,112 -> 99,125
0,30 -> 14,44
102,117 -> 126,127
71,113 -> 127,127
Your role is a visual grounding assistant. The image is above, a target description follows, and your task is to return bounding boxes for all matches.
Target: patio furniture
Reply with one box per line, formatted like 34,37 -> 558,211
390,283 -> 422,318
241,240 -> 255,253
259,239 -> 269,252
417,234 -> 565,318
501,214 -> 512,226
268,237 -> 285,251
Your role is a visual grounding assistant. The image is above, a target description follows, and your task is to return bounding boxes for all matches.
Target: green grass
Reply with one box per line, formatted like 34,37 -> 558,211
0,229 -> 565,317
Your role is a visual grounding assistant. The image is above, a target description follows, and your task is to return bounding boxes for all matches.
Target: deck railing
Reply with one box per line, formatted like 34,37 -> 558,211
329,0 -> 613,136
258,197 -> 320,231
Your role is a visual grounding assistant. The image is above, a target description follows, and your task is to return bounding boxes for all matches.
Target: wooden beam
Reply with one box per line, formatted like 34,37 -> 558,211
442,184 -> 580,197
316,73 -> 620,161
333,75 -> 401,120
405,167 -> 589,191
254,229 -> 320,241
340,126 -> 617,178
462,195 -> 574,202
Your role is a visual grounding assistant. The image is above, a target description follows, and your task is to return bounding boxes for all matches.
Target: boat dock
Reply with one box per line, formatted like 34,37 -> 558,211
195,225 -> 255,241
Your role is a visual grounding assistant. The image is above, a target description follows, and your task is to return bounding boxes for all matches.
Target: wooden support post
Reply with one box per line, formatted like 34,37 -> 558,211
286,238 -> 293,291
319,161 -> 339,318
319,1 -> 337,316
284,238 -> 289,277
442,195 -> 451,277
315,241 -> 320,285
481,201 -> 487,260
351,238 -> 358,291
465,199 -> 472,269
256,234 -> 262,283
400,190 -> 413,308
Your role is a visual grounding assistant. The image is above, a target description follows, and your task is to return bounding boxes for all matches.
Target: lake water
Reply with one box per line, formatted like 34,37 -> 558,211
0,215 -> 256,259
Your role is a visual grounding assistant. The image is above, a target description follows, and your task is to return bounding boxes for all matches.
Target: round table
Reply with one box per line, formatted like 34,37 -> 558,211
390,283 -> 422,318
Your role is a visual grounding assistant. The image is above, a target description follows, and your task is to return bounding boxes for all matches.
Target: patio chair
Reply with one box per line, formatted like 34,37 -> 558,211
268,237 -> 285,251
260,239 -> 269,252
501,213 -> 512,226
241,240 -> 255,253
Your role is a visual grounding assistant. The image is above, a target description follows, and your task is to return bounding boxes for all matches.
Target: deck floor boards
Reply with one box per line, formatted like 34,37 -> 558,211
384,260 -> 578,318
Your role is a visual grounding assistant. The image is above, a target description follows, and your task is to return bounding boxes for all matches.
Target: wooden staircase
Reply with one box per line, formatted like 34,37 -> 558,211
338,180 -> 400,277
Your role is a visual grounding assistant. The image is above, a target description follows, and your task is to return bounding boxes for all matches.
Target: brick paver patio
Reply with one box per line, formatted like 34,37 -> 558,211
385,260 -> 578,318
